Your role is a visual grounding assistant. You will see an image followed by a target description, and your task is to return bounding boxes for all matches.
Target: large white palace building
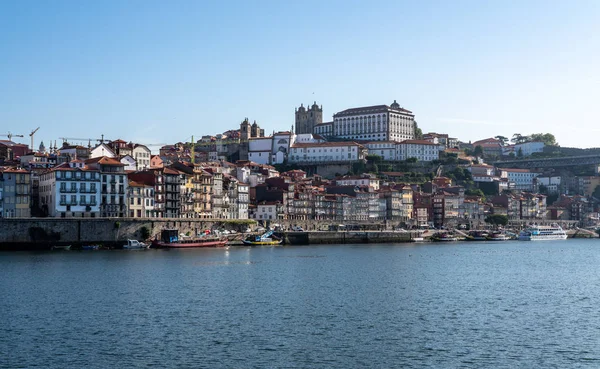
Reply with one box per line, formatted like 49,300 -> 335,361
332,100 -> 415,142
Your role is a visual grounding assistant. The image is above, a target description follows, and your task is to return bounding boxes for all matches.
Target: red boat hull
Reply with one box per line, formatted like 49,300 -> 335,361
152,239 -> 228,248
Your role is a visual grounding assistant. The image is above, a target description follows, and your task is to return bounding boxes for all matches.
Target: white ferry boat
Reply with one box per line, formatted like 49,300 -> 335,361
518,225 -> 568,241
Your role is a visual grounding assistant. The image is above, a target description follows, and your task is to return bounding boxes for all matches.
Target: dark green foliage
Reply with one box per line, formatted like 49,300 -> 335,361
365,154 -> 382,163
465,189 -> 485,198
414,121 -> 423,139
485,214 -> 508,226
593,185 -> 600,199
352,161 -> 366,174
140,226 -> 150,240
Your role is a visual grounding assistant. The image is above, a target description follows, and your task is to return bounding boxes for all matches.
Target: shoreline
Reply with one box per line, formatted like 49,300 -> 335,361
0,229 -> 596,251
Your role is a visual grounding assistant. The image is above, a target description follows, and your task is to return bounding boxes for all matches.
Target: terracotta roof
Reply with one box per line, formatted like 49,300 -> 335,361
291,142 -> 365,148
163,167 -> 180,175
400,140 -> 439,145
334,104 -> 413,117
499,168 -> 533,173
0,168 -> 30,173
128,180 -> 145,187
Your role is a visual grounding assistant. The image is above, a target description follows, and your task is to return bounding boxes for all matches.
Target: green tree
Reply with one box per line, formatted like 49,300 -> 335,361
473,145 -> 484,157
593,185 -> 600,199
365,154 -> 382,163
495,135 -> 509,146
517,148 -> 523,158
140,226 -> 150,240
406,157 -> 418,163
465,189 -> 485,197
485,214 -> 509,226
511,133 -> 529,144
529,133 -> 558,146
413,121 -> 423,139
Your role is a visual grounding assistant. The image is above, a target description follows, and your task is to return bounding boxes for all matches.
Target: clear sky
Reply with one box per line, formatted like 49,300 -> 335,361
1,0 -> 598,150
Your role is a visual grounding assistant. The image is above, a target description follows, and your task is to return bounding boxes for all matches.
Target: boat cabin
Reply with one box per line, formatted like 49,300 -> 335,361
159,229 -> 179,244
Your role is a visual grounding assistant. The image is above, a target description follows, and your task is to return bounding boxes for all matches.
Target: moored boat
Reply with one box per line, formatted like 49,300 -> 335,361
243,230 -> 283,246
487,231 -> 512,241
81,245 -> 100,250
151,229 -> 227,248
431,232 -> 459,242
51,245 -> 71,251
123,240 -> 149,249
242,239 -> 283,246
466,230 -> 489,241
518,224 -> 568,241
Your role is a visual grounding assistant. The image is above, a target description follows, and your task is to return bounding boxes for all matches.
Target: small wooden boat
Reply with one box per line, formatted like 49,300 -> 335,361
151,229 -> 227,248
487,232 -> 511,241
51,245 -> 71,251
431,232 -> 459,242
466,230 -> 489,241
81,245 -> 100,250
242,238 -> 283,246
243,230 -> 283,246
123,240 -> 149,249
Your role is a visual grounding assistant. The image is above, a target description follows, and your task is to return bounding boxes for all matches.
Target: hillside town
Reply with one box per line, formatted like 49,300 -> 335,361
1,100 -> 599,230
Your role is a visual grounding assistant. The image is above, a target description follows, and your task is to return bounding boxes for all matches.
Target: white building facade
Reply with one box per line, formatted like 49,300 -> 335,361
132,144 -> 152,170
332,100 -> 415,142
288,142 -> 366,164
499,168 -> 541,191
365,141 -> 397,161
39,161 -> 101,217
396,140 -> 442,162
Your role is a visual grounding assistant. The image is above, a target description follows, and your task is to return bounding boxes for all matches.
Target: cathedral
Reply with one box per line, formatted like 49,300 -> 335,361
294,102 -> 322,134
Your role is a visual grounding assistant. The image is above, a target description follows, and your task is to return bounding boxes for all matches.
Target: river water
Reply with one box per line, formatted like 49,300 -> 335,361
1,240 -> 600,368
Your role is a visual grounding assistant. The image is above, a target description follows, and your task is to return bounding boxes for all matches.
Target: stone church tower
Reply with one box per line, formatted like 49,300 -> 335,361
295,102 -> 323,134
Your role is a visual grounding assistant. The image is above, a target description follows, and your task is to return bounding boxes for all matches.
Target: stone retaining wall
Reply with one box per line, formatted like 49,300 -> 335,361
0,218 -> 255,246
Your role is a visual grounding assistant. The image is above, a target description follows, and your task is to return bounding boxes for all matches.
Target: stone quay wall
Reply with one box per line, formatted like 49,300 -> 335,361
286,231 -> 414,245
0,218 -> 255,247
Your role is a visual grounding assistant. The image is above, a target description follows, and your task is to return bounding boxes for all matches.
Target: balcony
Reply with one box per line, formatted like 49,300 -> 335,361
60,188 -> 78,193
59,201 -> 77,206
80,188 -> 96,193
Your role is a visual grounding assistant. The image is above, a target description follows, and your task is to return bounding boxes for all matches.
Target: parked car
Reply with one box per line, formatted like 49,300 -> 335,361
292,226 -> 304,232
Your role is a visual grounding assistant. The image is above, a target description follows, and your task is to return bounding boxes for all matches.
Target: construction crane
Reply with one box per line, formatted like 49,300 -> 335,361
0,132 -> 25,141
29,127 -> 40,151
59,135 -> 110,147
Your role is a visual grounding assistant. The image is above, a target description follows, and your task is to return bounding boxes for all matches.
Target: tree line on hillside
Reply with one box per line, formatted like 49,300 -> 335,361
494,133 -> 558,146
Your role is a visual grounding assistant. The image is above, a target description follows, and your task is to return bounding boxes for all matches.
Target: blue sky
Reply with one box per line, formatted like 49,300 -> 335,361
1,0 -> 598,150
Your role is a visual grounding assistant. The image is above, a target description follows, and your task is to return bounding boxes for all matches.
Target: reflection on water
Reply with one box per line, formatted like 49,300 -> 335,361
1,240 -> 600,368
